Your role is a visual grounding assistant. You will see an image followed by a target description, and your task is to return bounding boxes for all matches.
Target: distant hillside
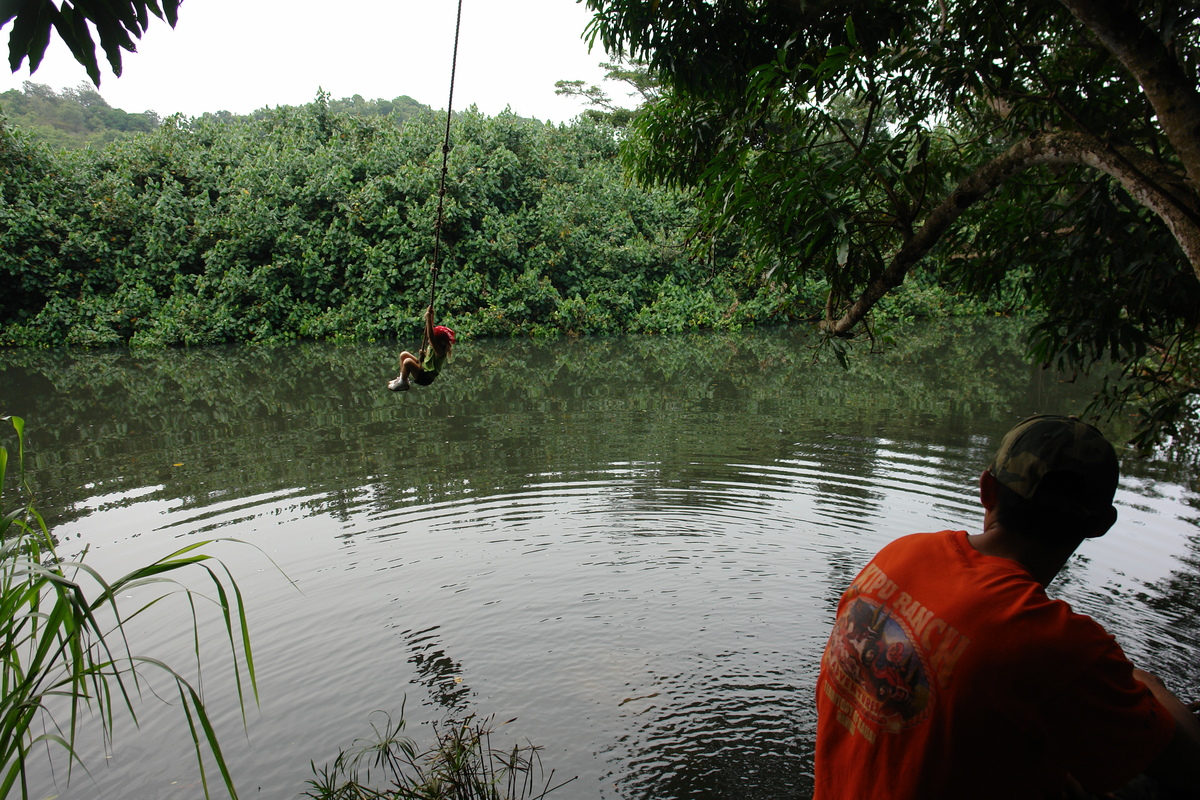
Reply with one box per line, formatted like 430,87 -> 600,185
0,82 -> 431,149
0,82 -> 159,149
204,92 -> 430,127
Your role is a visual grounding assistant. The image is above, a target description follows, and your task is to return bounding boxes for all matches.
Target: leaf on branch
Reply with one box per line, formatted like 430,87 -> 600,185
55,5 -> 103,84
7,1 -> 55,73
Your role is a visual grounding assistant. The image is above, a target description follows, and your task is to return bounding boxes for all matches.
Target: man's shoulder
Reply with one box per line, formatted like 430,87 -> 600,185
874,530 -> 966,561
869,530 -> 1111,649
881,529 -> 963,548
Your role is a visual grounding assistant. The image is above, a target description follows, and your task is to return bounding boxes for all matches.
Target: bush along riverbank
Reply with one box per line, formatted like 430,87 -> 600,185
0,93 -> 1006,349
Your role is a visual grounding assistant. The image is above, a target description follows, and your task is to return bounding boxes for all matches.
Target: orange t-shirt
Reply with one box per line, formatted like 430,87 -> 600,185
813,531 -> 1175,800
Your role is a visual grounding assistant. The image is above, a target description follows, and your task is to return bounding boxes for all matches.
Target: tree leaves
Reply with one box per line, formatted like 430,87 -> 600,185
3,0 -> 181,85
0,99 -> 820,347
587,0 -> 1200,447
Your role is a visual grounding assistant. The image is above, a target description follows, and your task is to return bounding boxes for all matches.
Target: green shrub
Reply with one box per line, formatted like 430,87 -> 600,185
0,102 -> 979,348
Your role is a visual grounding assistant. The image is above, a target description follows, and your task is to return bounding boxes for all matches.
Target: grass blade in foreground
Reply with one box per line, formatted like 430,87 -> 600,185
0,415 -> 261,799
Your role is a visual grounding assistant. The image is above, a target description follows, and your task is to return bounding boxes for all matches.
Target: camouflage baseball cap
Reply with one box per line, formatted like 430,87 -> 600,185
988,414 -> 1119,517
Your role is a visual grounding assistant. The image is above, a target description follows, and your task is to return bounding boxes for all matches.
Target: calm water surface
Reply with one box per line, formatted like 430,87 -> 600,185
2,320 -> 1198,800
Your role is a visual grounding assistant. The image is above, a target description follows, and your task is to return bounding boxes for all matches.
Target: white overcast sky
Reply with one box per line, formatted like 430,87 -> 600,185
0,0 -> 619,123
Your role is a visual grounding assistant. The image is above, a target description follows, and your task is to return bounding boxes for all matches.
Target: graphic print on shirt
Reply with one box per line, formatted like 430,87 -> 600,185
822,560 -> 974,740
823,596 -> 934,738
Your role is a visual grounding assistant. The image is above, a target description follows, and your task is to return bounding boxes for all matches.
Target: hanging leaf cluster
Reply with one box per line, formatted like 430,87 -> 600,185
3,0 -> 180,85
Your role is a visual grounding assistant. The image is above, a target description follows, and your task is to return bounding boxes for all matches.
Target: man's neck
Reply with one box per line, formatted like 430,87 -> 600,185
967,524 -> 1080,588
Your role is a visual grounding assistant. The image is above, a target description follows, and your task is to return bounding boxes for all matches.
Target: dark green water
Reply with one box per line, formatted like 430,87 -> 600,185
2,319 -> 1198,799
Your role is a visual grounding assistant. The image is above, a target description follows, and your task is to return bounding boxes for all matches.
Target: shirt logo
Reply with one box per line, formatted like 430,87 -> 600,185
823,596 -> 934,737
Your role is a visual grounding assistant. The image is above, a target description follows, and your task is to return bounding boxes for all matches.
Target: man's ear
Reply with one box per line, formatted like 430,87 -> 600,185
979,470 -> 999,511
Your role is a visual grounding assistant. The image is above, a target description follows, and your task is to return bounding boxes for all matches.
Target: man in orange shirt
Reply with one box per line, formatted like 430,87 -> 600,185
814,415 -> 1200,799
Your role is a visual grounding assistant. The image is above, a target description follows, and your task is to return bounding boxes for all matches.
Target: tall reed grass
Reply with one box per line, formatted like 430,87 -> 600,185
0,415 -> 257,799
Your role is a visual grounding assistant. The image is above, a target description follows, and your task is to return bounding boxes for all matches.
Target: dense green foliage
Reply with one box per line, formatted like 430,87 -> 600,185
0,416 -> 258,799
0,83 -> 1017,351
0,92 -> 842,349
0,81 -> 159,149
4,0 -> 1198,450
583,0 -> 1200,447
585,0 -> 1200,448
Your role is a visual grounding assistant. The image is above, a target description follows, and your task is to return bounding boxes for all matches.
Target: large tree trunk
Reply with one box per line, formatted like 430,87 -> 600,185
1057,0 -> 1200,196
821,131 -> 1200,335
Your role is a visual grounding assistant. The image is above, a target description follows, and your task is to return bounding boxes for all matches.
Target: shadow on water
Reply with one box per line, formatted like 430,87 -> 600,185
2,318 -> 1198,800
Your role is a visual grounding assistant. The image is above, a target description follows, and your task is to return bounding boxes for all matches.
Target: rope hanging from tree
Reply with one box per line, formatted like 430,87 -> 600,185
423,0 -> 464,352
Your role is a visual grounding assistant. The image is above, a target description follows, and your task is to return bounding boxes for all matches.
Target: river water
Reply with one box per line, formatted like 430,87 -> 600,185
2,320 -> 1198,800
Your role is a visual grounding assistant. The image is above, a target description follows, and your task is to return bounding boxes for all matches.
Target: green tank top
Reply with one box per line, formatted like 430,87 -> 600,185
421,348 -> 447,377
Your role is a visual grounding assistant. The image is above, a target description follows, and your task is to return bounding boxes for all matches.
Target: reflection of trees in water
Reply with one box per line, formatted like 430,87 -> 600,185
1134,521 -> 1200,698
2,319 -> 1099,534
397,625 -> 472,713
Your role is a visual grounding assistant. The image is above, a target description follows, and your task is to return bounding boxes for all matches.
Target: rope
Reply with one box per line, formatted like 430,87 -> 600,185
424,0 -> 464,351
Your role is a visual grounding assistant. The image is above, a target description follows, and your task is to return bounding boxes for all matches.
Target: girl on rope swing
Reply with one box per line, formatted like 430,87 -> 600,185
387,305 -> 456,391
388,0 -> 463,394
